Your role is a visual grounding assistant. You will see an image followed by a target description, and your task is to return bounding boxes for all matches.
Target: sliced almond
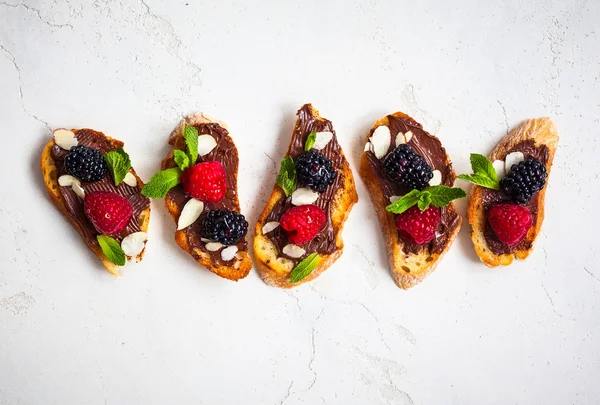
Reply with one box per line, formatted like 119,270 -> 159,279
504,151 -> 524,174
291,188 -> 319,206
363,142 -> 371,152
200,238 -> 213,243
221,245 -> 238,261
197,135 -> 217,156
312,131 -> 334,150
369,125 -> 391,159
282,244 -> 306,259
262,221 -> 280,234
395,132 -> 406,146
205,242 -> 223,252
429,170 -> 442,186
177,198 -> 204,230
492,160 -> 506,181
404,130 -> 413,143
390,195 -> 401,203
53,129 -> 77,150
58,175 -> 79,187
121,232 -> 148,257
72,182 -> 85,198
123,172 -> 137,187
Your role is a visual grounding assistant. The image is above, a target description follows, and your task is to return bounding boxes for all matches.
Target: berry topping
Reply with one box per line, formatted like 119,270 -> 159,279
394,205 -> 440,244
201,209 -> 248,246
84,191 -> 133,235
64,145 -> 107,182
296,150 -> 337,193
180,161 -> 227,203
500,157 -> 547,204
487,203 -> 533,246
383,144 -> 433,190
280,204 -> 327,245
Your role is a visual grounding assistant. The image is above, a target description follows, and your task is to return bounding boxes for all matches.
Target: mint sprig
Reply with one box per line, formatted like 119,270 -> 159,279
386,186 -> 466,215
97,235 -> 126,266
141,167 -> 182,198
183,125 -> 198,165
104,147 -> 131,186
276,156 -> 297,197
174,150 -> 190,171
290,253 -> 321,283
304,131 -> 317,151
457,153 -> 500,190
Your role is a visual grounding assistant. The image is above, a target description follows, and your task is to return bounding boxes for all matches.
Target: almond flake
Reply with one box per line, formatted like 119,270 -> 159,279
404,130 -> 413,142
390,195 -> 401,203
197,135 -> 217,156
312,131 -> 334,150
121,232 -> 148,257
504,152 -> 524,174
395,132 -> 406,146
429,170 -> 442,186
53,129 -> 78,150
369,125 -> 391,159
363,142 -> 371,152
205,242 -> 223,252
72,182 -> 85,198
123,172 -> 137,187
200,238 -> 213,243
177,198 -> 204,230
221,245 -> 238,261
282,244 -> 306,259
492,160 -> 506,181
58,175 -> 79,187
291,188 -> 319,206
262,221 -> 280,234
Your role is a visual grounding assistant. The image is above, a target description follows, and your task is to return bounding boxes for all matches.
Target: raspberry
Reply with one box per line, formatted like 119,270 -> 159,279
394,205 -> 440,244
201,209 -> 248,245
500,157 -> 547,204
180,161 -> 227,203
383,144 -> 433,190
296,151 -> 337,193
487,203 -> 533,246
84,191 -> 133,235
64,145 -> 107,182
280,205 -> 327,245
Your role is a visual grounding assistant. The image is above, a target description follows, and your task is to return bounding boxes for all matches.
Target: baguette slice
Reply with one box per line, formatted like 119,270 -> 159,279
467,118 -> 559,267
41,128 -> 151,275
161,113 -> 252,281
360,112 -> 462,289
254,104 -> 358,288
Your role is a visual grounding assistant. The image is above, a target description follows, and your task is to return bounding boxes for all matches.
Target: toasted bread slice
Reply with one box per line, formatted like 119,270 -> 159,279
467,118 -> 559,267
360,112 -> 462,289
254,104 -> 358,288
161,113 -> 252,281
41,129 -> 150,275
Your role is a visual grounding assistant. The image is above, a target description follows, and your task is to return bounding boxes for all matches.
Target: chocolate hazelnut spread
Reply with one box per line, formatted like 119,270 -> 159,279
264,104 -> 344,263
50,129 -> 150,247
481,140 -> 549,255
365,114 -> 460,255
164,123 -> 248,264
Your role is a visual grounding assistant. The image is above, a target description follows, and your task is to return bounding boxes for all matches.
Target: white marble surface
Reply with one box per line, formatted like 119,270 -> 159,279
1,1 -> 599,404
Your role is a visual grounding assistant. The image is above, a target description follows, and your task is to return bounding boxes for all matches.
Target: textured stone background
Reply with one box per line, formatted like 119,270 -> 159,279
1,0 -> 599,404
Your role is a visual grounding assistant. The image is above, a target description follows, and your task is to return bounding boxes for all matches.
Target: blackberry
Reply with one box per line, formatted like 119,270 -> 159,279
64,145 -> 107,182
500,157 -> 547,204
383,144 -> 433,190
296,151 -> 337,193
202,209 -> 248,245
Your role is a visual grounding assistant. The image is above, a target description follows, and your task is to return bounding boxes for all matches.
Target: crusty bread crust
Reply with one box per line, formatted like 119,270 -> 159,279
359,112 -> 462,289
467,118 -> 559,267
161,113 -> 252,281
40,130 -> 151,275
254,105 -> 358,288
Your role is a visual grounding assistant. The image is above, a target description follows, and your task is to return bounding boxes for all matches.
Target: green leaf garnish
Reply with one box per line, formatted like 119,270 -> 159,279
97,235 -> 126,266
104,147 -> 131,186
290,253 -> 321,283
183,125 -> 198,165
304,131 -> 317,151
174,150 -> 190,171
276,156 -> 297,197
141,167 -> 182,198
386,186 -> 466,214
457,153 -> 500,190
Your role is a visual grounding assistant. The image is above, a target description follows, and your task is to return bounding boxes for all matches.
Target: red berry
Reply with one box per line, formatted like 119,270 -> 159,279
280,205 -> 327,245
395,206 -> 441,244
487,203 -> 533,246
180,161 -> 227,203
84,191 -> 133,235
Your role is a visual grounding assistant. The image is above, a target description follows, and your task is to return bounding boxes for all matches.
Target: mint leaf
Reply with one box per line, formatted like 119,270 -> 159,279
304,131 -> 317,151
104,147 -> 131,186
426,185 -> 467,207
183,125 -> 198,165
141,167 -> 182,198
386,189 -> 421,214
97,235 -> 126,266
457,154 -> 500,190
417,192 -> 432,211
290,253 -> 321,283
386,186 -> 466,214
174,150 -> 190,171
276,156 -> 297,197
457,173 -> 500,190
